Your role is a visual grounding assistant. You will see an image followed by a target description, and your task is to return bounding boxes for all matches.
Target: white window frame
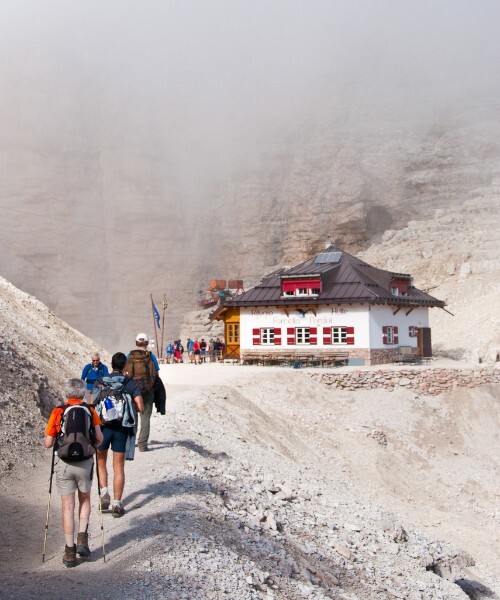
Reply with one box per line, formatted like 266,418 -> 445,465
391,286 -> 399,296
386,326 -> 395,344
332,326 -> 347,344
261,328 -> 275,345
296,327 -> 310,344
281,284 -> 321,297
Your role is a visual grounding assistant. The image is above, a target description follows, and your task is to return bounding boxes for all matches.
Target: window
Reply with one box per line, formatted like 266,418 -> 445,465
326,326 -> 354,345
261,328 -> 275,345
227,323 -> 239,344
332,326 -> 347,344
296,327 -> 310,344
390,278 -> 409,296
382,325 -> 398,345
281,278 -> 322,296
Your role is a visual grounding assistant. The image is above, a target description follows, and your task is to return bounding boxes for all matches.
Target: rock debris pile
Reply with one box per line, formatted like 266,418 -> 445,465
124,422 -> 474,600
0,275 -> 108,476
109,373 -> 499,600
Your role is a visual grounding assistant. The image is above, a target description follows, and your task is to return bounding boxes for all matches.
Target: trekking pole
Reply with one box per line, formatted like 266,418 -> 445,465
42,444 -> 56,562
95,454 -> 106,562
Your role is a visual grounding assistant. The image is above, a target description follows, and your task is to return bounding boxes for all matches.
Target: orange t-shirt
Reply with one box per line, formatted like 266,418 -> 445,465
45,398 -> 102,437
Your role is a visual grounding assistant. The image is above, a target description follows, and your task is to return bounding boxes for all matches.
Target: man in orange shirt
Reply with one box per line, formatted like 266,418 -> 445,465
45,378 -> 103,567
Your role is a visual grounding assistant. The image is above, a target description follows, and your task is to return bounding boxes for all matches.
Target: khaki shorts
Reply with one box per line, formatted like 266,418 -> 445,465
55,456 -> 94,496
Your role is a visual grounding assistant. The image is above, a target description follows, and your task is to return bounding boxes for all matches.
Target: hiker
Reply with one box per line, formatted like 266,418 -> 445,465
213,338 -> 221,361
193,339 -> 201,364
165,342 -> 174,364
125,333 -> 159,452
44,378 -> 104,567
94,352 -> 144,517
200,338 -> 207,362
81,353 -> 109,401
187,338 -> 194,363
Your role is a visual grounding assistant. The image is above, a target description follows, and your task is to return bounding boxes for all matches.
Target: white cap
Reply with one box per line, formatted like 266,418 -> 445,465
136,332 -> 149,343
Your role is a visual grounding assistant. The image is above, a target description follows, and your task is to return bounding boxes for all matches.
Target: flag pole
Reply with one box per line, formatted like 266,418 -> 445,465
150,294 -> 159,356
160,294 -> 167,359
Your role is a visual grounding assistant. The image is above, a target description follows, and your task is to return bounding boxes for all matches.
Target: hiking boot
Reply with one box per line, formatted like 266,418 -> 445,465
138,446 -> 149,452
62,544 -> 77,568
76,532 -> 90,557
111,503 -> 125,518
100,490 -> 110,510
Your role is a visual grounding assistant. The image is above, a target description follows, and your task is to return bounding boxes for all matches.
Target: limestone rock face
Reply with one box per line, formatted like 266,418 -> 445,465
1,92 -> 499,355
360,180 -> 500,363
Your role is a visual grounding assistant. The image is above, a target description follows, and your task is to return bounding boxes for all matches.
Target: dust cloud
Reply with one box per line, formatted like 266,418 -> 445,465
0,0 -> 499,348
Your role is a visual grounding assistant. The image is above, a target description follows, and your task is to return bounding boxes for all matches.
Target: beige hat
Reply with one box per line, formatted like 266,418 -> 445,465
136,332 -> 149,343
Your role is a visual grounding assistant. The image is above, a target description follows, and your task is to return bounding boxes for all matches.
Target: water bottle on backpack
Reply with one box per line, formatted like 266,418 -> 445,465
104,396 -> 118,421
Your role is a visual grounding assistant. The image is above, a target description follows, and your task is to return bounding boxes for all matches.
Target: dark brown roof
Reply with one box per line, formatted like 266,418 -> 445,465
216,245 -> 445,311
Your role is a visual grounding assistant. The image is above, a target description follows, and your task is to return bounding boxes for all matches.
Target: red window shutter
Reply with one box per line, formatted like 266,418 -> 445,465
287,327 -> 295,345
323,326 -> 331,345
382,325 -> 388,345
252,328 -> 260,346
274,327 -> 281,345
310,327 -> 317,345
346,326 -> 355,345
394,326 -> 399,345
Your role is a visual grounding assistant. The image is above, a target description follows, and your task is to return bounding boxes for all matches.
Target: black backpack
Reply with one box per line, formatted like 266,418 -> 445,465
56,404 -> 95,462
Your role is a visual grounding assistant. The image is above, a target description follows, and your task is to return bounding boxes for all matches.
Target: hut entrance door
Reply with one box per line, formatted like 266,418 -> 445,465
225,320 -> 240,359
417,327 -> 432,357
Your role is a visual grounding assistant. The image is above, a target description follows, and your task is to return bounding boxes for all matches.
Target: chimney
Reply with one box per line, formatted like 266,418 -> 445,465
325,240 -> 333,250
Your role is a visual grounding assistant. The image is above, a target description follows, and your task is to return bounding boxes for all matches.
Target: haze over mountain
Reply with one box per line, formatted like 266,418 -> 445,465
1,1 -> 499,350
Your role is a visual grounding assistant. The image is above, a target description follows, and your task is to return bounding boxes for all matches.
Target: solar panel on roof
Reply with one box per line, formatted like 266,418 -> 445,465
315,251 -> 342,264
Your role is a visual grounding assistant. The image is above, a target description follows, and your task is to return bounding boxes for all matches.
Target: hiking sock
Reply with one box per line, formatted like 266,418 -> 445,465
79,519 -> 89,533
112,499 -> 122,508
100,487 -> 109,496
65,534 -> 75,547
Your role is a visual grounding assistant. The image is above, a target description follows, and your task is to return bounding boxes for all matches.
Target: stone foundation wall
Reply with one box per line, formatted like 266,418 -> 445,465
310,367 -> 500,395
240,348 -> 400,366
367,348 -> 402,366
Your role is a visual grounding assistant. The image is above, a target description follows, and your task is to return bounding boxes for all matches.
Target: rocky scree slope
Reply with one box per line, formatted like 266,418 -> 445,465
104,370 -> 500,600
0,275 -> 109,476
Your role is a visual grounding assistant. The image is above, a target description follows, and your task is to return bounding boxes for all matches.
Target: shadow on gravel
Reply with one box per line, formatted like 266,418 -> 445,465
150,438 -> 230,460
124,474 -> 210,514
455,579 -> 497,599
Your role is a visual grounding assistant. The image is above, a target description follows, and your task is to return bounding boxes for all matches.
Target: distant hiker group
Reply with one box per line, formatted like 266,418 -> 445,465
165,337 -> 225,364
43,332 -> 166,568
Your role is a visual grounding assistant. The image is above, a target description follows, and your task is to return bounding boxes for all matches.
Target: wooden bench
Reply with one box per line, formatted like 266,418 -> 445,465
241,352 -> 349,367
320,352 -> 350,367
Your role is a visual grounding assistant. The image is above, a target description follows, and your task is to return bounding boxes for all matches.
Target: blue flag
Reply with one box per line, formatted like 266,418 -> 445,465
152,300 -> 161,330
